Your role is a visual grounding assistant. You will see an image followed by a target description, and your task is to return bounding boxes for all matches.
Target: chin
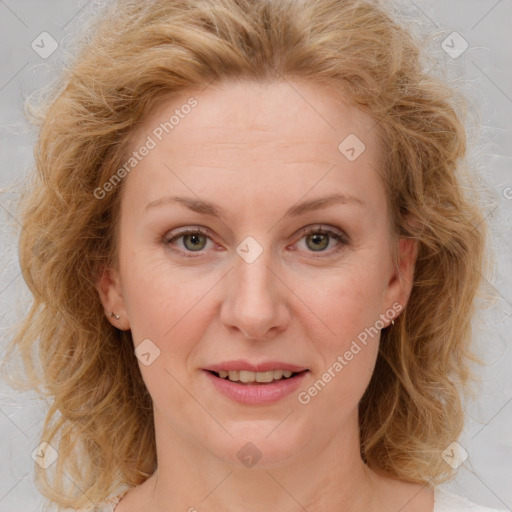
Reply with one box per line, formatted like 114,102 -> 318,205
210,427 -> 307,469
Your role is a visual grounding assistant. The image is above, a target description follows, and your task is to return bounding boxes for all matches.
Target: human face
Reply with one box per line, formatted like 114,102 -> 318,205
99,79 -> 415,469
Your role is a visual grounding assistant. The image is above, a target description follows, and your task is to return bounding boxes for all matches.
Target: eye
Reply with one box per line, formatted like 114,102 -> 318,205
293,226 -> 349,257
163,227 -> 215,258
163,225 -> 349,259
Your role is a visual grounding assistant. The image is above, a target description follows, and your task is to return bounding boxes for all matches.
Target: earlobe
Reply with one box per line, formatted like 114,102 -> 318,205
95,264 -> 130,330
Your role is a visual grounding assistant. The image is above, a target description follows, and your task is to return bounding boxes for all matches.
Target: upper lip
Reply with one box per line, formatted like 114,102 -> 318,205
204,360 -> 309,373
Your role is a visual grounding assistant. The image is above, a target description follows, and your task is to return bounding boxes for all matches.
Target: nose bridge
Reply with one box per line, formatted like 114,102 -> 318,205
236,247 -> 274,299
233,239 -> 278,310
220,236 -> 288,339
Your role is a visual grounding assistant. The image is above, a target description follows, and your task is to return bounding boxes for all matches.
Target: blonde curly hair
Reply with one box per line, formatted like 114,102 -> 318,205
2,0 -> 492,509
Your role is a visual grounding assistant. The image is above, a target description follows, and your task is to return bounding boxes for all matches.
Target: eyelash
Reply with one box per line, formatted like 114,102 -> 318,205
163,226 -> 349,260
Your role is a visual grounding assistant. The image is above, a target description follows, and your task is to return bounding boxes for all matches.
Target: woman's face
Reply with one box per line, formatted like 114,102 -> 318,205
98,79 -> 417,468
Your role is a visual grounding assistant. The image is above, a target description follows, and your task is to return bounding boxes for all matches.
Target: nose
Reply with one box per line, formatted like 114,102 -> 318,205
220,245 -> 290,341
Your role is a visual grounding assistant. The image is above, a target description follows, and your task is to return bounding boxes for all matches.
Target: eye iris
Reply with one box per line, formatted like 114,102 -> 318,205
183,233 -> 207,251
306,233 -> 329,251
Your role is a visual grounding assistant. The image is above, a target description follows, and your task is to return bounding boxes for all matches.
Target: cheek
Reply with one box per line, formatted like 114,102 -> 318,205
298,263 -> 385,399
305,259 -> 387,341
121,238 -> 201,324
121,264 -> 213,407
301,296 -> 380,414
121,253 -> 220,363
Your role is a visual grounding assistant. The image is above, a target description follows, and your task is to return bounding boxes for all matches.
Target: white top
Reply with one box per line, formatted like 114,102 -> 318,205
64,485 -> 509,512
433,488 -> 509,512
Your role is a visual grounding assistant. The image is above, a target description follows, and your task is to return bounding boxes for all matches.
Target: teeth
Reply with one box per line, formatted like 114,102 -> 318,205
217,369 -> 296,382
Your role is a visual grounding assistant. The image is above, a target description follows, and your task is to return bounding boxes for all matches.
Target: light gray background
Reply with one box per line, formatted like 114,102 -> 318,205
0,1 -> 511,511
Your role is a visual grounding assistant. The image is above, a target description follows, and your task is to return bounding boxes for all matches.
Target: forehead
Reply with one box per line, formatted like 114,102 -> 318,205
132,79 -> 379,154
122,79 -> 385,218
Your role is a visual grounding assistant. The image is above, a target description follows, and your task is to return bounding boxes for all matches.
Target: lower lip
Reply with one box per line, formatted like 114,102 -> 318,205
204,370 -> 309,405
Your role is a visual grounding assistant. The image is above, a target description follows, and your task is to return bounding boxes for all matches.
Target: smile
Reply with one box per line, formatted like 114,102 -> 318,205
213,369 -> 304,384
204,369 -> 309,404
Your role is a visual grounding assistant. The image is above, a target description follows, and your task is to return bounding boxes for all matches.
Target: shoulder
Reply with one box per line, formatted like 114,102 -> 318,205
434,487 -> 510,512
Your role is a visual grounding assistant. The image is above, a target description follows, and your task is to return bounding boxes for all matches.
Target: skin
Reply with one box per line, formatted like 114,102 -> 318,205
97,78 -> 432,512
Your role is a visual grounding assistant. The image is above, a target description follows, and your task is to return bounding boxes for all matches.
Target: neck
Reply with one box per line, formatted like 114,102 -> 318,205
145,408 -> 380,512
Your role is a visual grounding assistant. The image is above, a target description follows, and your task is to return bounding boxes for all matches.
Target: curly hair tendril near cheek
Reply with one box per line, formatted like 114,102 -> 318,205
1,0 -> 494,510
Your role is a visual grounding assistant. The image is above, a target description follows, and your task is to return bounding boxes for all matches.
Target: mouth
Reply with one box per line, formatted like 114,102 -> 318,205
206,369 -> 309,385
202,361 -> 310,404
203,367 -> 310,404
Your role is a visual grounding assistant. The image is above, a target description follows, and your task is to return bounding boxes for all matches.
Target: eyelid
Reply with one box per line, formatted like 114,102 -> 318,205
296,225 -> 350,244
163,224 -> 349,258
163,226 -> 215,256
292,225 -> 349,258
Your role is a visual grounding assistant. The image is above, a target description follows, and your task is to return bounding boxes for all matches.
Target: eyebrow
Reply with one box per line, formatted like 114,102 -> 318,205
145,193 -> 366,218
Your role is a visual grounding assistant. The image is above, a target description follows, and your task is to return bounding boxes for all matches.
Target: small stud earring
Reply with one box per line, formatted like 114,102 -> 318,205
110,312 -> 120,320
391,319 -> 395,325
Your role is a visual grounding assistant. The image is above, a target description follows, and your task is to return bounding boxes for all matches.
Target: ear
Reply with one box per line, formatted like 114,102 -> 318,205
382,219 -> 420,324
96,264 -> 131,330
